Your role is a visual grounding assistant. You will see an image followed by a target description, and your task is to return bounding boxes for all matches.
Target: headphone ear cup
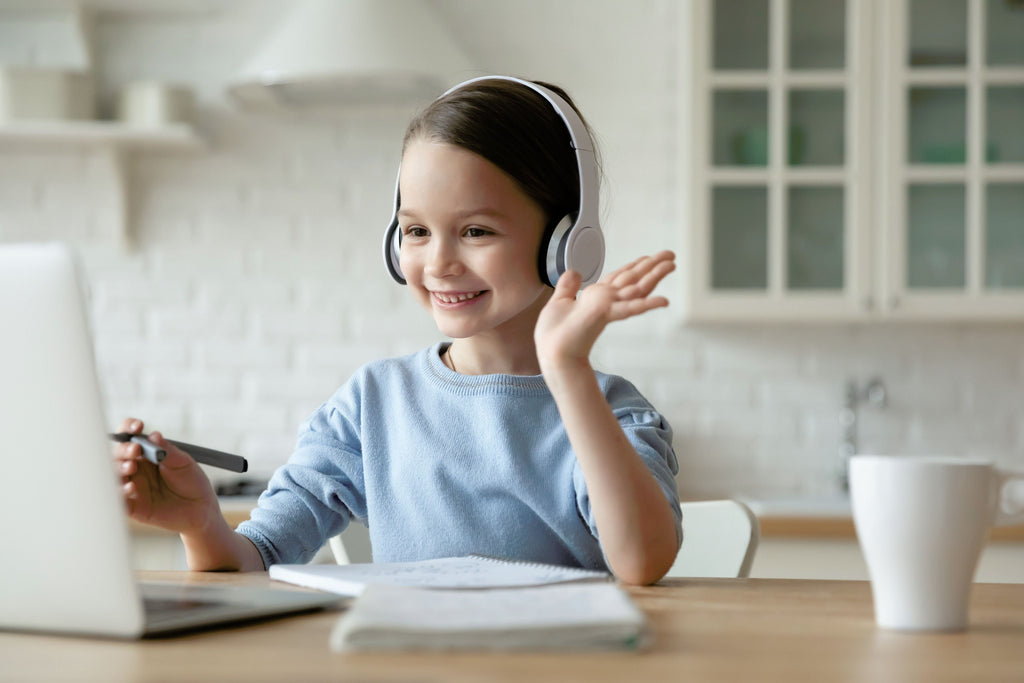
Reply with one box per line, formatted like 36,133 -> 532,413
565,224 -> 605,287
537,214 -> 605,288
537,215 -> 572,287
383,217 -> 406,284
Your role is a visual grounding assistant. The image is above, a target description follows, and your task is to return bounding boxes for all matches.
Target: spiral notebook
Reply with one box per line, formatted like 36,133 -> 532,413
268,555 -> 611,596
329,582 -> 647,652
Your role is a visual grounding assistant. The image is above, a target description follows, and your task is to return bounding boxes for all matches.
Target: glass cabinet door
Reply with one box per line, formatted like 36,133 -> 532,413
693,0 -> 869,319
887,0 -> 1024,315
982,0 -> 1024,295
687,0 -> 1023,321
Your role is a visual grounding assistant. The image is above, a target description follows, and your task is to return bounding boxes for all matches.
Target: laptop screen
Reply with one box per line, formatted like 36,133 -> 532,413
0,243 -> 146,636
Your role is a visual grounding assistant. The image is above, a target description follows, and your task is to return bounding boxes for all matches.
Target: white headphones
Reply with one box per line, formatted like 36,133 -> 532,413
383,75 -> 605,288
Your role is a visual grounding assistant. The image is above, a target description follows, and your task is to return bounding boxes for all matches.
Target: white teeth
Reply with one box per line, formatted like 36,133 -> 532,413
435,291 -> 481,304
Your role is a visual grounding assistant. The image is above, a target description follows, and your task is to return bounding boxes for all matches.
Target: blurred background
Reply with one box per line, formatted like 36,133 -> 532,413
1,0 -> 1022,576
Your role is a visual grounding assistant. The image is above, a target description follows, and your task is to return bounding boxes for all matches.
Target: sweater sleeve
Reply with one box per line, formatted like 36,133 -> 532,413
236,382 -> 368,568
571,383 -> 683,549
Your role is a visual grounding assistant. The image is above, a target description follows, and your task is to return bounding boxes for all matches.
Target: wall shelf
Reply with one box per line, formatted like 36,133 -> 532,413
0,120 -> 206,244
0,0 -> 210,243
0,120 -> 202,150
0,1 -> 228,13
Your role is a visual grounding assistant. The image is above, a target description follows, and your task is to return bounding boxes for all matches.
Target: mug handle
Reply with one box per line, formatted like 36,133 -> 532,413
994,469 -> 1024,527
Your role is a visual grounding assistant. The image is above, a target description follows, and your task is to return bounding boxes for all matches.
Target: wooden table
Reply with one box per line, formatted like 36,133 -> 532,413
3,572 -> 1023,682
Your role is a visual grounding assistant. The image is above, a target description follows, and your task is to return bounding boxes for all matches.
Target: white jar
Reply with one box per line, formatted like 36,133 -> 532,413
116,81 -> 194,128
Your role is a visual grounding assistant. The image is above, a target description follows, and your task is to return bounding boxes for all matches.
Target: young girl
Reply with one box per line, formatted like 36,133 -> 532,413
115,76 -> 681,585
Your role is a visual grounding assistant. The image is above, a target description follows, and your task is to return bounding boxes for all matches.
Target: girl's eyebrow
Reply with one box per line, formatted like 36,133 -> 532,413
397,207 -> 507,221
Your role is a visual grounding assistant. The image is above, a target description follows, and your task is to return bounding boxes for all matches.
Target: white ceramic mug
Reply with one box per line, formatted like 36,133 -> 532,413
849,455 -> 1024,631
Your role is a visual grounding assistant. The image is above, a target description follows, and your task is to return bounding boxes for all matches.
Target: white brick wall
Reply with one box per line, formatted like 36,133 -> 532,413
1,1 -> 1022,498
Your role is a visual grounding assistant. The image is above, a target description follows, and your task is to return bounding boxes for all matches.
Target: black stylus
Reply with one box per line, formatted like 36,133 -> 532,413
109,433 -> 248,473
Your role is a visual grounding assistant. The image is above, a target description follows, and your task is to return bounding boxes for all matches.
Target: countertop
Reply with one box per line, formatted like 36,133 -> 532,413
741,495 -> 1024,541
129,496 -> 1024,542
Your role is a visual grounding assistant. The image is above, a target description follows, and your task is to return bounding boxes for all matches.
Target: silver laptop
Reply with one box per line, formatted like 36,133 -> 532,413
0,242 -> 340,638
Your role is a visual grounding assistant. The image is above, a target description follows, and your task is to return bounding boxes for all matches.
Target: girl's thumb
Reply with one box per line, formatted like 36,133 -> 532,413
554,269 -> 583,299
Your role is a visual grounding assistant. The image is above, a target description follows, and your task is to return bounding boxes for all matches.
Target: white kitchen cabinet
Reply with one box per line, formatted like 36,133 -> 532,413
683,0 -> 1024,321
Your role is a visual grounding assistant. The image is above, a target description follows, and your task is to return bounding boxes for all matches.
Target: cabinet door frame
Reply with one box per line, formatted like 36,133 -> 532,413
685,0 -> 1024,323
686,0 -> 874,322
879,0 -> 1024,320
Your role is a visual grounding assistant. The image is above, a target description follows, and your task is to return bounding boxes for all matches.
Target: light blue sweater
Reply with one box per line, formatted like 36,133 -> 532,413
237,343 -> 681,570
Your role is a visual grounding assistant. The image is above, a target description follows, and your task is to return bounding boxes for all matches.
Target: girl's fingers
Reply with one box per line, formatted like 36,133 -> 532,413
606,256 -> 648,287
608,251 -> 676,290
639,259 -> 676,290
114,418 -> 146,465
608,254 -> 662,288
122,484 -> 135,516
553,269 -> 583,301
609,296 -> 669,321
114,440 -> 142,463
616,260 -> 676,301
118,417 -> 144,434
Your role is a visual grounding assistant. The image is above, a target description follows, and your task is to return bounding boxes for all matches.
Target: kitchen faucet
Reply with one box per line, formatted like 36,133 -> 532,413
838,376 -> 888,493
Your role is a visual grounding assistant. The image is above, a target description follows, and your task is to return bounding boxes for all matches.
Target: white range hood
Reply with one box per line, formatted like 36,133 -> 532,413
226,0 -> 476,108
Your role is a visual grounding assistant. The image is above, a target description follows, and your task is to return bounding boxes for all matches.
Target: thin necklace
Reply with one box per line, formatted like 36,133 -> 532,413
446,346 -> 457,373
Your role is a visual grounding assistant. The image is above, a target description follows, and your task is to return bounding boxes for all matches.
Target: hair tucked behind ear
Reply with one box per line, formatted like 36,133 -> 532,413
402,78 -> 599,238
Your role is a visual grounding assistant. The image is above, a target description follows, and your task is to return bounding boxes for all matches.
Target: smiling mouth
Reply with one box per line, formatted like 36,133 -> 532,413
432,290 -> 486,304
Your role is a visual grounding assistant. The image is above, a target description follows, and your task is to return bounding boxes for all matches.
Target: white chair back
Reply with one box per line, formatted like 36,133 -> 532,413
328,523 -> 373,564
666,500 -> 761,578
329,499 -> 761,579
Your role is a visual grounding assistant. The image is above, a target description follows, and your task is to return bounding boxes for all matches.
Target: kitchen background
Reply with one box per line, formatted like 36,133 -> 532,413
1,0 -> 1022,514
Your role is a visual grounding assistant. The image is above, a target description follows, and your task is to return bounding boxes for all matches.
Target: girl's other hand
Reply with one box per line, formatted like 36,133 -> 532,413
113,417 -> 219,535
535,250 -> 675,369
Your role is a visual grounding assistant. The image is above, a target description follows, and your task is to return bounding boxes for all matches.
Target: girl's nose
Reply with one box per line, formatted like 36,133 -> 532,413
425,240 -> 464,278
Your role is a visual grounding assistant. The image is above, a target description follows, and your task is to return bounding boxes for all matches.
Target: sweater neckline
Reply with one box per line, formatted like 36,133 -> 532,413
425,342 -> 551,396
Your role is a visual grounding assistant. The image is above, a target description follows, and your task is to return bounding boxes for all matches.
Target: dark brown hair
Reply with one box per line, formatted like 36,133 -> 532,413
402,78 -> 598,238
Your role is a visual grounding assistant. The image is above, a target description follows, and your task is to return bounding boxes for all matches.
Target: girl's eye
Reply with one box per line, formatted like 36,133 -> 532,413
465,227 -> 491,238
403,226 -> 429,238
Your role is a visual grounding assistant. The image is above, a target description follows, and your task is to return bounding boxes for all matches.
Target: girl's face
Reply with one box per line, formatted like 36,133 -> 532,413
397,139 -> 551,341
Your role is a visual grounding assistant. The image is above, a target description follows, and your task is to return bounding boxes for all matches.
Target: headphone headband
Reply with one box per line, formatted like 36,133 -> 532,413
384,75 -> 604,288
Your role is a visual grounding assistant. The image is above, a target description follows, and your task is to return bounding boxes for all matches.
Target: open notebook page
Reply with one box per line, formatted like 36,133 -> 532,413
268,555 -> 610,596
